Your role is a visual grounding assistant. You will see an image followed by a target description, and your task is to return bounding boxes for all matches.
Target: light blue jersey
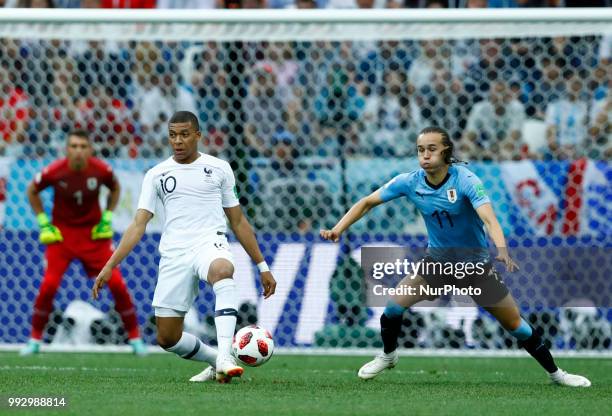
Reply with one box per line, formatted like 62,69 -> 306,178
379,165 -> 491,262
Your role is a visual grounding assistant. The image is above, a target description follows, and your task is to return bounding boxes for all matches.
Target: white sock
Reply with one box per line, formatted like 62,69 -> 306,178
164,332 -> 217,366
213,279 -> 238,358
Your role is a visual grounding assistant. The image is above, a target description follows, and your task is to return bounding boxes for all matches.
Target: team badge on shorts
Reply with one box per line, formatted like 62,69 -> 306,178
447,188 -> 457,203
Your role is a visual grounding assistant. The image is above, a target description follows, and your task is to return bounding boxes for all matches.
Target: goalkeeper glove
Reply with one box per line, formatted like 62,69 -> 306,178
91,210 -> 113,240
36,213 -> 63,245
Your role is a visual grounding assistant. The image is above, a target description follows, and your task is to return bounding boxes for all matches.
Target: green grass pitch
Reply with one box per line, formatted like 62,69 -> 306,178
0,352 -> 610,416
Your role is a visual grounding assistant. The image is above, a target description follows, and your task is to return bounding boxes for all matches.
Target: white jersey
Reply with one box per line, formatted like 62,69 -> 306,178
137,153 -> 239,257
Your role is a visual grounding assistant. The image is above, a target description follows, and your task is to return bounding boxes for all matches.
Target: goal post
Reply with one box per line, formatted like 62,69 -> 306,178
0,8 -> 610,353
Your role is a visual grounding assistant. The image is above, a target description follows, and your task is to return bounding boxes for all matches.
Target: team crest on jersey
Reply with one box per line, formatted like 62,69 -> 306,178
447,188 -> 457,203
203,166 -> 216,183
87,177 -> 98,190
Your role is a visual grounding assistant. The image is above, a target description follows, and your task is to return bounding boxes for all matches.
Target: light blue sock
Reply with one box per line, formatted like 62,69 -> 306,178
383,301 -> 406,319
509,318 -> 533,341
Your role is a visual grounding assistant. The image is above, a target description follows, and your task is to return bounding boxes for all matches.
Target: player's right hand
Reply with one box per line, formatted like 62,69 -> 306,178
92,265 -> 113,300
36,213 -> 63,244
496,249 -> 519,273
320,229 -> 341,242
260,271 -> 276,299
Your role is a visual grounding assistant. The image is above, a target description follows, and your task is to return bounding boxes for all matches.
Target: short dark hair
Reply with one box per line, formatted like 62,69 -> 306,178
67,129 -> 90,142
169,111 -> 200,131
418,126 -> 461,165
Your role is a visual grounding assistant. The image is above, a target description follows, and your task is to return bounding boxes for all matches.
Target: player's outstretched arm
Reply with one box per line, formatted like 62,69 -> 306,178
475,203 -> 519,272
320,190 -> 384,242
224,205 -> 276,299
92,209 -> 153,299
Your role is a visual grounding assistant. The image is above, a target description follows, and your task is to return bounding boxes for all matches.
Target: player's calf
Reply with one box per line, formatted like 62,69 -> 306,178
358,301 -> 405,380
159,331 -> 217,367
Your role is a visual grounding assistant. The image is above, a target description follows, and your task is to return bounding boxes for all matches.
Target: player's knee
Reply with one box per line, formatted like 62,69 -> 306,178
157,332 -> 181,350
207,260 -> 234,284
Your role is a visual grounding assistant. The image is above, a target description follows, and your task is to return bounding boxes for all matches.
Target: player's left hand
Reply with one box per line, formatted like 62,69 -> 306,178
496,249 -> 519,273
92,210 -> 113,240
92,265 -> 113,300
260,271 -> 276,299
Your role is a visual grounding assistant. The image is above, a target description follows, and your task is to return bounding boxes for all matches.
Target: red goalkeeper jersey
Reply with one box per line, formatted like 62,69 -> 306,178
33,157 -> 115,228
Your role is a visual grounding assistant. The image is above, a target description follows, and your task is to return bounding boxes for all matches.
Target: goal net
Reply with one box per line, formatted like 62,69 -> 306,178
0,9 -> 610,353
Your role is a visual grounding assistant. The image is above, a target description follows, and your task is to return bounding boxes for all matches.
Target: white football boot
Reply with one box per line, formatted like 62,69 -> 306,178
550,369 -> 591,387
189,366 -> 217,382
190,366 -> 233,384
216,355 -> 244,379
358,350 -> 399,380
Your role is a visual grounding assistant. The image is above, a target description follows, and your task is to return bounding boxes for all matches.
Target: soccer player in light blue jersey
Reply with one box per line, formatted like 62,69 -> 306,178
321,126 -> 590,387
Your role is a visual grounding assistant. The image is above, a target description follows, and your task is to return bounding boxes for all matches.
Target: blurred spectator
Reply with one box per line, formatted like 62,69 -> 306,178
462,80 -> 526,161
504,39 -> 543,117
325,0 -> 385,8
599,35 -> 611,65
425,0 -> 445,6
466,0 -> 487,7
296,0 -> 317,7
130,42 -> 174,133
100,0 -> 155,7
565,0 -> 608,6
17,0 -> 54,6
413,68 -> 470,141
587,78 -> 611,160
463,39 -> 506,103
253,130 -> 336,234
71,85 -> 136,157
255,42 -> 298,104
0,67 -> 29,157
531,55 -> 564,119
314,59 -> 364,154
244,66 -> 284,156
408,40 -> 451,91
218,0 -> 266,7
545,73 -> 588,160
132,74 -> 174,128
488,0 -> 555,4
364,70 -> 414,157
157,0 -> 215,7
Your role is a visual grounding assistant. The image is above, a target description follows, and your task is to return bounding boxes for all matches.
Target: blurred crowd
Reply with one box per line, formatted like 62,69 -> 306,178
0,35 -> 609,162
1,0 -> 611,10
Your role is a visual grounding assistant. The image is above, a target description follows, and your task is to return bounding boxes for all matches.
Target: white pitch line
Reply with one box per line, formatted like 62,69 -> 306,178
0,365 -> 150,372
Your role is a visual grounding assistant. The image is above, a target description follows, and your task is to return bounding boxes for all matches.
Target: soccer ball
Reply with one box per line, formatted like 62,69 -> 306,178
232,325 -> 274,367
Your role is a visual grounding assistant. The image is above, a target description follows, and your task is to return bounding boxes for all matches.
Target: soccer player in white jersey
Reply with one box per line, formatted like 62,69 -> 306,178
92,111 -> 276,383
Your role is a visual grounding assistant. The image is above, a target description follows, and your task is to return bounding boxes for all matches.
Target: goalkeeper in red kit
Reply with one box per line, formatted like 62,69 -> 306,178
20,130 -> 146,356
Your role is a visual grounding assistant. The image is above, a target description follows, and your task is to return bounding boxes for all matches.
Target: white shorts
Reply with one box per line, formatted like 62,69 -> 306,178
152,235 -> 234,314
